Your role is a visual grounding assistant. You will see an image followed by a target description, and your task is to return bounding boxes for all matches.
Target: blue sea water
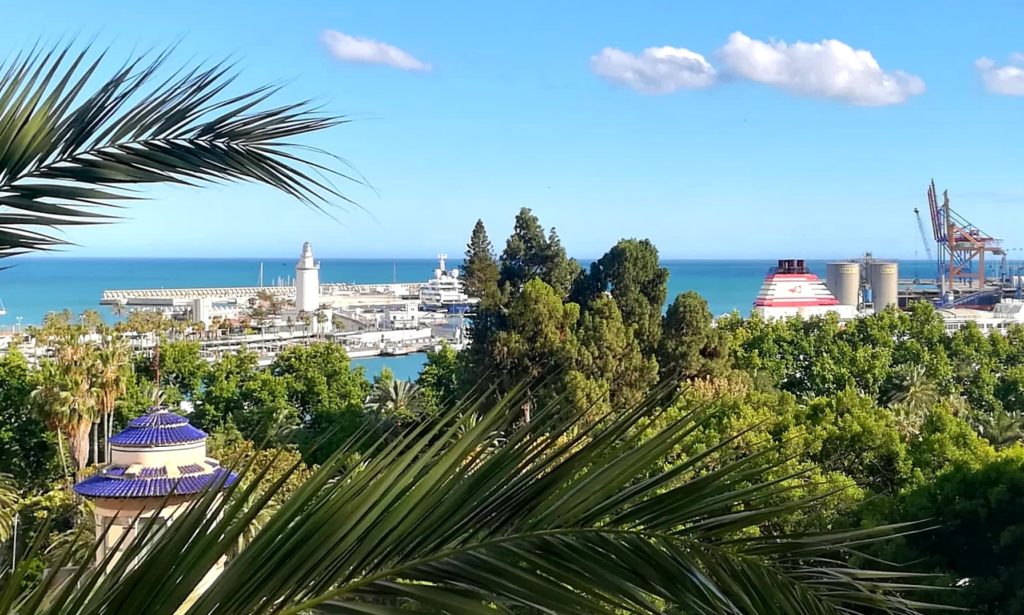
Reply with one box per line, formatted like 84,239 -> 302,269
0,257 -> 940,379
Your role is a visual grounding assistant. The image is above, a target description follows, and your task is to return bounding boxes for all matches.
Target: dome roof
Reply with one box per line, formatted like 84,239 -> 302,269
109,409 -> 206,448
74,462 -> 236,499
128,411 -> 190,428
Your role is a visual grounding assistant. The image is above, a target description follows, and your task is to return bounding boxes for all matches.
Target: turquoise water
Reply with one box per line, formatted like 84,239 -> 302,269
0,257 -> 940,379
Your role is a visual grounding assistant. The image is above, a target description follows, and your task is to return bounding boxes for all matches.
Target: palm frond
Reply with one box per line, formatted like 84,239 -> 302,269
0,43 -> 357,258
8,383 -> 956,614
0,474 -> 18,543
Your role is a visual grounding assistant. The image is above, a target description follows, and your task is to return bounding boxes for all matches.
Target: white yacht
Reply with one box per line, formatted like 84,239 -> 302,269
419,254 -> 477,312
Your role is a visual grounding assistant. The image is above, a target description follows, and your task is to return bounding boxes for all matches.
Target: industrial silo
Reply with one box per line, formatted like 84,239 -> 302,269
826,262 -> 861,307
869,261 -> 899,312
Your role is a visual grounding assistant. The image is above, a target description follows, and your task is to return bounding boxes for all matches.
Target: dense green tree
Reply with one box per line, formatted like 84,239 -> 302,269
499,208 -> 580,298
153,340 -> 208,399
270,343 -> 368,427
573,296 -> 656,412
0,351 -> 58,489
194,349 -> 296,443
270,343 -> 369,462
541,227 -> 582,300
499,208 -> 550,294
417,343 -> 461,410
810,389 -> 913,495
462,219 -> 500,307
577,238 -> 668,356
491,278 -> 580,384
882,450 -> 1024,613
658,291 -> 727,378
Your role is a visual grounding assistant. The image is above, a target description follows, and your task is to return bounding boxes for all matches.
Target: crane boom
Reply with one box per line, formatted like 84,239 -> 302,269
913,207 -> 934,261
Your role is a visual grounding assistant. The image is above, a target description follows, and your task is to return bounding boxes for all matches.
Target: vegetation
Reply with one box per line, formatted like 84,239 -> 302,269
3,385 -> 947,614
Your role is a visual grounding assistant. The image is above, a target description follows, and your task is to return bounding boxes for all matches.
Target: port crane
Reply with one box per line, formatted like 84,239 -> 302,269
912,207 -> 934,261
925,180 -> 1005,294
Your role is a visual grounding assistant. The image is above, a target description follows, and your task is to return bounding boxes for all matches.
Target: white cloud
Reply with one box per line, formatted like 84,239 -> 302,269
717,31 -> 925,106
975,55 -> 1024,96
320,30 -> 430,72
590,46 -> 717,94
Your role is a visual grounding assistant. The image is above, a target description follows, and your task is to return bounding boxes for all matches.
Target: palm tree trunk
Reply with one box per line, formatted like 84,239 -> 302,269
92,422 -> 98,465
105,412 -> 111,463
56,432 -> 71,491
71,420 -> 92,478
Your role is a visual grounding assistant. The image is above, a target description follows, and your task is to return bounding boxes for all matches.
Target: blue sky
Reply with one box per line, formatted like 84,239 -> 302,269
7,0 -> 1024,260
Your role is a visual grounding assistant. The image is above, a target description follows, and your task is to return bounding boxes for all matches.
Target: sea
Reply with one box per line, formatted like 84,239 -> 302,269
0,258 -> 939,380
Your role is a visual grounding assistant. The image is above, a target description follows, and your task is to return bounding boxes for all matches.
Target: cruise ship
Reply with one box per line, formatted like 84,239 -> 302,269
419,254 -> 478,312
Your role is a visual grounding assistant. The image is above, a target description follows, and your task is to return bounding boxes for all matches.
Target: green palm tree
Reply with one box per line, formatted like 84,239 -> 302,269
886,364 -> 940,438
31,337 -> 100,477
93,335 -> 133,463
3,386 -> 947,613
0,43 -> 355,261
366,375 -> 426,422
973,408 -> 1024,450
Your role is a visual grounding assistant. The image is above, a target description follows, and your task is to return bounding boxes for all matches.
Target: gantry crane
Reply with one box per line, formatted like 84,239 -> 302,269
912,207 -> 934,261
926,180 -> 1005,294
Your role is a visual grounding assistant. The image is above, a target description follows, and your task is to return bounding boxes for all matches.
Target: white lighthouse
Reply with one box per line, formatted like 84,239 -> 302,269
295,241 -> 320,313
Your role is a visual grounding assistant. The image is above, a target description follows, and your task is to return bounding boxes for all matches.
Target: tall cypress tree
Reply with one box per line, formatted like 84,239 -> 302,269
657,291 -> 726,379
500,208 -> 549,294
500,208 -> 580,299
462,219 -> 500,307
580,239 -> 668,358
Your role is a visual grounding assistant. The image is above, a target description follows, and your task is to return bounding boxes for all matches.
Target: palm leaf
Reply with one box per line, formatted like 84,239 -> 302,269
0,42 -> 357,258
6,383 -> 956,614
0,474 -> 17,543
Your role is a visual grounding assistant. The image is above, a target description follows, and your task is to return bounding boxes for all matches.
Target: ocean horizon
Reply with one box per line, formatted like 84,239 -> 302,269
0,256 -> 943,379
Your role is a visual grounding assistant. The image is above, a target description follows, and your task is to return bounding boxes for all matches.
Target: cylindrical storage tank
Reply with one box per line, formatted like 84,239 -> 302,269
869,261 -> 899,313
826,262 -> 861,307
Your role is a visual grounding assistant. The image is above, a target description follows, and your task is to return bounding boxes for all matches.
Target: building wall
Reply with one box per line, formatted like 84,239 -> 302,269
110,442 -> 207,467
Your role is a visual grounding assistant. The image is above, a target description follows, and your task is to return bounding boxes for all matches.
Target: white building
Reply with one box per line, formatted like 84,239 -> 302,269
295,241 -> 321,313
939,299 -> 1024,334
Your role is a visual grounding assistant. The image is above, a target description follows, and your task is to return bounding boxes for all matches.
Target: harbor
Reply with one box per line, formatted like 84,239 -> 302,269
94,245 -> 476,364
751,180 -> 1024,333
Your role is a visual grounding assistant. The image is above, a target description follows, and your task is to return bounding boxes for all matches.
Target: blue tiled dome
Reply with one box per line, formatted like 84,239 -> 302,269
110,410 -> 207,448
109,424 -> 207,447
128,411 -> 190,428
74,465 -> 237,499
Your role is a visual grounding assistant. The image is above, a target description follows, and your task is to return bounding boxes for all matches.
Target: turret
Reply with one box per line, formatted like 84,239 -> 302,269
73,408 -> 236,569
